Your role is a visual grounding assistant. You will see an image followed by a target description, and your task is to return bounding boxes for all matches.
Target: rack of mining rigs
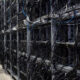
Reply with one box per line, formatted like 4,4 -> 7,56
0,0 -> 80,80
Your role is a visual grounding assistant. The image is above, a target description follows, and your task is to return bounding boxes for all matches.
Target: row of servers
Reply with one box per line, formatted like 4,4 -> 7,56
0,0 -> 80,80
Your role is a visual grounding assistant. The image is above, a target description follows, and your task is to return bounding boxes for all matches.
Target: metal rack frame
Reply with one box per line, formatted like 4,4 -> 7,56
0,0 -> 80,80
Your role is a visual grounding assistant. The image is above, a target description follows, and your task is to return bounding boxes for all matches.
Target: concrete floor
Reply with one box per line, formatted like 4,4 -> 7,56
0,65 -> 13,80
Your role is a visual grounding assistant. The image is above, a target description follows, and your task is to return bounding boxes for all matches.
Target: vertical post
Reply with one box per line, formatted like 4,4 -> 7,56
1,0 -> 4,66
68,24 -> 71,65
3,0 -> 7,70
16,0 -> 20,80
75,19 -> 78,68
50,0 -> 57,80
51,20 -> 57,80
73,11 -> 78,69
68,24 -> 72,42
9,0 -> 12,77
27,24 -> 31,80
1,1 -> 2,30
27,24 -> 31,60
26,1 -> 31,80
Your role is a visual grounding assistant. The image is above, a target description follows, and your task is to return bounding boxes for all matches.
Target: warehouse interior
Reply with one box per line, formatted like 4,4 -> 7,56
0,0 -> 80,80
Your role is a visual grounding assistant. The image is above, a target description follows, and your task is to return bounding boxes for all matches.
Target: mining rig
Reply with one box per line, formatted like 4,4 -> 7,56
0,0 -> 80,80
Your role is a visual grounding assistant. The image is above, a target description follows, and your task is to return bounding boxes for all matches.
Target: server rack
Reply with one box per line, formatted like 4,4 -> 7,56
0,0 -> 80,80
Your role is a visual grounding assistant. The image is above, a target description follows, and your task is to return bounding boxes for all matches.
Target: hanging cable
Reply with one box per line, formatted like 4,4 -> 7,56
22,0 -> 27,17
65,10 -> 77,23
58,10 -> 77,24
65,15 -> 75,23
22,0 -> 30,31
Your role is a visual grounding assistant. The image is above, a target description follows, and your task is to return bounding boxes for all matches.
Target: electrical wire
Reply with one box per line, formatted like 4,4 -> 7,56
22,0 -> 30,31
58,10 -> 77,25
65,10 -> 77,23
22,0 -> 27,17
65,15 -> 75,23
